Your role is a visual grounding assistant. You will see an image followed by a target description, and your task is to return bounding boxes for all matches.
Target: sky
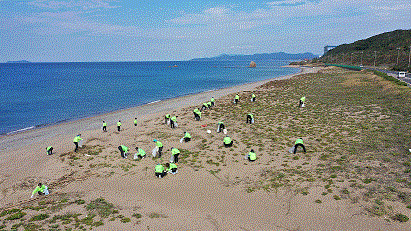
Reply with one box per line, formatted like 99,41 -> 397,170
0,0 -> 410,62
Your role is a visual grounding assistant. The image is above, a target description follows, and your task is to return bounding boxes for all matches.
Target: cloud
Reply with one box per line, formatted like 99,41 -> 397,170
26,0 -> 119,10
267,0 -> 306,7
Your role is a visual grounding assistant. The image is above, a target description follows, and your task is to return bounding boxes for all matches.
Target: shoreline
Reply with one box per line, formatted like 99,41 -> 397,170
0,66 -> 317,155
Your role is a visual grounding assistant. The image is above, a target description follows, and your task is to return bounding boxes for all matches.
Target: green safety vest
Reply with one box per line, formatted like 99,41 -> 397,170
203,103 -> 208,107
171,148 -> 180,155
184,132 -> 191,138
252,94 -> 256,98
167,163 -> 177,171
156,141 -> 163,147
248,152 -> 256,160
207,102 -> 212,106
103,122 -> 107,126
117,122 -> 122,126
248,114 -> 254,118
134,119 -> 138,124
295,139 -> 304,145
155,164 -> 164,173
218,122 -> 224,125
171,116 -> 177,122
211,98 -> 215,102
73,136 -> 82,142
121,145 -> 129,153
46,146 -> 52,151
166,114 -> 171,118
235,95 -> 239,99
223,137 -> 232,144
32,185 -> 46,195
138,148 -> 146,156
300,97 -> 306,102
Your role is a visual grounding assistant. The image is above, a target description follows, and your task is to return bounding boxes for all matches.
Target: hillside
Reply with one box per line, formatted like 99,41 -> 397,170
191,52 -> 318,61
321,29 -> 411,71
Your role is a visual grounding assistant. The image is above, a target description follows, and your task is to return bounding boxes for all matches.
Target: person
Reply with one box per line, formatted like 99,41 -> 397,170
31,183 -> 49,198
183,131 -> 191,142
207,101 -> 212,109
134,147 -> 146,160
171,147 -> 181,163
102,121 -> 107,132
73,134 -> 83,152
201,102 -> 208,111
118,145 -> 129,158
134,118 -> 138,126
246,149 -> 256,162
155,163 -> 166,178
165,114 -> 171,124
193,108 -> 201,121
211,97 -> 215,106
246,113 -> 254,124
223,135 -> 233,147
117,120 -> 122,132
294,138 -> 306,154
234,94 -> 239,104
46,146 -> 53,155
251,93 -> 256,102
299,96 -> 306,107
217,121 -> 225,133
154,139 -> 163,157
170,116 -> 177,128
165,162 -> 178,174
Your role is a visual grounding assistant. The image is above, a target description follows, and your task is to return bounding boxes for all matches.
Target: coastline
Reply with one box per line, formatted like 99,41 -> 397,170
0,66 -> 311,154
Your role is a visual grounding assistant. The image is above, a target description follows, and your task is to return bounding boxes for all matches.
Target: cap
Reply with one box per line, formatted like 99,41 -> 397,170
153,139 -> 157,142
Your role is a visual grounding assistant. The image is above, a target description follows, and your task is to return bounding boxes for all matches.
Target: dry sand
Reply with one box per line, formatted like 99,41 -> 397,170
0,66 -> 408,230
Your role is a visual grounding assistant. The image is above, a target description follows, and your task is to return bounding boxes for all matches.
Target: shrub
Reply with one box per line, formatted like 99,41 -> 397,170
392,213 -> 409,222
30,213 -> 49,221
6,211 -> 26,220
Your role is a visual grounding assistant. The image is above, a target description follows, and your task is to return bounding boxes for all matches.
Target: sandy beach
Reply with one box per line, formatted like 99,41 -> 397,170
1,66 -> 410,230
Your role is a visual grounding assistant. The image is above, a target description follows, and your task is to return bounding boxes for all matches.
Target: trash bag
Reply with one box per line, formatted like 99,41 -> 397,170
79,140 -> 83,148
251,118 -> 254,124
288,146 -> 295,154
217,126 -> 221,133
170,155 -> 175,163
180,138 -> 184,143
43,187 -> 49,195
223,129 -> 227,134
133,153 -> 139,160
302,103 -> 305,108
152,146 -> 159,158
167,120 -> 170,125
175,122 -> 178,127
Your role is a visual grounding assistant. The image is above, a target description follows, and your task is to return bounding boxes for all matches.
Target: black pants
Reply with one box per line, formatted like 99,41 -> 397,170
218,124 -> 225,132
38,191 -> 44,196
224,141 -> 233,147
103,126 -> 107,132
201,105 -> 207,111
47,147 -> 53,155
118,146 -> 126,158
134,123 -> 137,126
155,172 -> 166,178
158,147 -> 163,157
194,113 -> 200,121
252,97 -> 255,102
235,99 -> 238,104
173,154 -> 180,163
184,137 -> 191,142
299,100 -> 303,107
294,143 -> 306,154
246,115 -> 252,124
170,120 -> 175,128
211,102 -> 214,106
248,156 -> 256,162
117,126 -> 121,132
170,168 -> 177,173
74,142 -> 79,152
165,117 -> 169,124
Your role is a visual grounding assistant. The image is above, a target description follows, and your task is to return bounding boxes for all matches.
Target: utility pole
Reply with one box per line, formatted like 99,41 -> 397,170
361,51 -> 364,66
397,47 -> 401,66
351,53 -> 353,64
374,51 -> 377,68
408,45 -> 411,68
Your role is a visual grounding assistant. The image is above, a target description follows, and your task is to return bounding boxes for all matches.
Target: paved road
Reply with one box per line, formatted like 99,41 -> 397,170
363,67 -> 411,85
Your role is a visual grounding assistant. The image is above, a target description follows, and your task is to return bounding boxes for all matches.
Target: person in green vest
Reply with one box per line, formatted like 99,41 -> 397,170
193,108 -> 201,121
46,146 -> 53,155
234,94 -> 240,104
246,149 -> 256,162
217,121 -> 225,133
207,101 -> 212,109
165,162 -> 178,174
246,113 -> 254,124
118,145 -> 129,158
165,114 -> 171,125
73,134 -> 83,152
134,118 -> 138,126
31,183 -> 49,198
211,97 -> 215,106
223,135 -> 233,147
183,131 -> 191,142
170,116 -> 177,128
155,163 -> 166,178
117,120 -> 122,132
201,102 -> 208,111
102,121 -> 107,132
294,138 -> 306,154
153,139 -> 163,157
134,147 -> 146,160
251,93 -> 256,102
299,96 -> 306,107
171,147 -> 181,163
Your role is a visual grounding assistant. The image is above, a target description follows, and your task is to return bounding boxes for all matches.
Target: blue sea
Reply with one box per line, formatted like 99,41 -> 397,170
0,60 -> 299,135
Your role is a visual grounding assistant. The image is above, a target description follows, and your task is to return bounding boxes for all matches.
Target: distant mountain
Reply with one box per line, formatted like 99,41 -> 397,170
321,29 -> 411,71
6,60 -> 31,63
190,52 -> 318,61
